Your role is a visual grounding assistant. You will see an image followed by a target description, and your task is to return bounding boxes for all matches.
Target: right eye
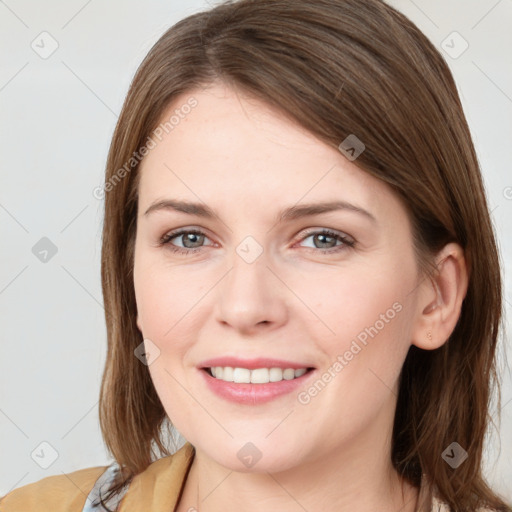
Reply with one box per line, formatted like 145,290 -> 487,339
159,228 -> 214,255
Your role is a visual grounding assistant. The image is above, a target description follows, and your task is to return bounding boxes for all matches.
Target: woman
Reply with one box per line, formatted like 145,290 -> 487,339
1,0 -> 510,511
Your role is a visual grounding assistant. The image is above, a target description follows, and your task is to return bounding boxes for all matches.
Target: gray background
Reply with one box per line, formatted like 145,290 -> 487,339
1,0 -> 511,501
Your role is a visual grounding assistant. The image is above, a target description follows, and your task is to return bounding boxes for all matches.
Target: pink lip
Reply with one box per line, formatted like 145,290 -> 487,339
197,359 -> 316,405
198,357 -> 313,370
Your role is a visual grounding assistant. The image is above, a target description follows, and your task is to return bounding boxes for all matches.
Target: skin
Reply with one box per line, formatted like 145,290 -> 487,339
133,81 -> 468,512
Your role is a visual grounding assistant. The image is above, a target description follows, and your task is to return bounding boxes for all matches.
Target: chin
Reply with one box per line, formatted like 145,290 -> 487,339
198,439 -> 308,474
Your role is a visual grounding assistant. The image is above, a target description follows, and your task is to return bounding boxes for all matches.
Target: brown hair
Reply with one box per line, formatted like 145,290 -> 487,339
97,1 -> 511,510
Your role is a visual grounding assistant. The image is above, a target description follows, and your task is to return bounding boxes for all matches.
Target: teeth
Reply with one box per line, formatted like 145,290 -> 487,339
283,368 -> 295,380
233,367 -> 251,383
251,368 -> 269,384
222,366 -> 233,381
269,368 -> 282,382
209,367 -> 309,383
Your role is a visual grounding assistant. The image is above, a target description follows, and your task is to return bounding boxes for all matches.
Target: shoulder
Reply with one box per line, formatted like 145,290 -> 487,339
0,465 -> 109,512
0,443 -> 195,512
118,442 -> 195,510
433,495 -> 500,512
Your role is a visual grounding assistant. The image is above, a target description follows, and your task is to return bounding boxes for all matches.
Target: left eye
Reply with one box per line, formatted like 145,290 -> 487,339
159,228 -> 355,254
299,230 -> 355,251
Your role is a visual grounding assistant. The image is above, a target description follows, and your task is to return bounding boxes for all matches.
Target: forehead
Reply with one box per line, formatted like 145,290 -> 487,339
137,83 -> 404,224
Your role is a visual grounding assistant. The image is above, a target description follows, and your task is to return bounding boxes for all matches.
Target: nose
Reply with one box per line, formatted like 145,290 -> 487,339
215,246 -> 289,336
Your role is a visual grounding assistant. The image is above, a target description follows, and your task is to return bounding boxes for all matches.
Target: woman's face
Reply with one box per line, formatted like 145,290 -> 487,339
133,81 -> 423,472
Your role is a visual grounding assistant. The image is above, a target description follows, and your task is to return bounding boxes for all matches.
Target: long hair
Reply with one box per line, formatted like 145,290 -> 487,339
97,1 -> 510,510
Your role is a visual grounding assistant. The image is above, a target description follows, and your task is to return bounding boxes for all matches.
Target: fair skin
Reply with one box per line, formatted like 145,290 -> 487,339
133,81 -> 468,512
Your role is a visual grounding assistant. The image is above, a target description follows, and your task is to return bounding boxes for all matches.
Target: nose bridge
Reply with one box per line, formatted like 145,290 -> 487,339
215,232 -> 287,330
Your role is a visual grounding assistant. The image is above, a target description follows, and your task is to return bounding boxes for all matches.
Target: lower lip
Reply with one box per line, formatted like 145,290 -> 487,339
199,368 -> 316,405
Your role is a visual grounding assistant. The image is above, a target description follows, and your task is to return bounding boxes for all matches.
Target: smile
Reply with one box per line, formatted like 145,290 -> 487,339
207,366 -> 309,383
197,356 -> 316,404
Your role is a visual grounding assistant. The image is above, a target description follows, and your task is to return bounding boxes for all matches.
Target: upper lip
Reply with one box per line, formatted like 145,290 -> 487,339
199,357 -> 315,370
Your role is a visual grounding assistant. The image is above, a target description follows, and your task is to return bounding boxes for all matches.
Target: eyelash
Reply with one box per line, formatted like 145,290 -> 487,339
158,228 -> 355,256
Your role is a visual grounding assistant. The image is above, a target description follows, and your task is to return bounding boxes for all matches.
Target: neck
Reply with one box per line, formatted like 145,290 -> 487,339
188,455 -> 418,512
177,419 -> 419,512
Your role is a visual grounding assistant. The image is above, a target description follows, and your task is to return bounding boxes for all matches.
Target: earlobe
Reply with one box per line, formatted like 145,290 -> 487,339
411,243 -> 468,351
136,313 -> 143,333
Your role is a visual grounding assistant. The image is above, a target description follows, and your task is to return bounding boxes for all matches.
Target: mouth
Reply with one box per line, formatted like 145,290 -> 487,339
197,360 -> 317,405
202,366 -> 315,384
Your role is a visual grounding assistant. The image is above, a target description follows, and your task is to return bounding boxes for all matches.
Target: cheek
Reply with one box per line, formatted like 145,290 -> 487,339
133,259 -> 207,427
292,257 -> 416,407
293,269 -> 414,432
292,262 -> 411,348
134,254 -> 208,341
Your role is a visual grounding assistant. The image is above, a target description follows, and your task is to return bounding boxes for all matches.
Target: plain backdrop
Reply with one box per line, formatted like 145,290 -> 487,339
0,0 -> 511,501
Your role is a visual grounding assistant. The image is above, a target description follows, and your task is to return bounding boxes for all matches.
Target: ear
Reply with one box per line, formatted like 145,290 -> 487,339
411,243 -> 469,350
136,313 -> 143,333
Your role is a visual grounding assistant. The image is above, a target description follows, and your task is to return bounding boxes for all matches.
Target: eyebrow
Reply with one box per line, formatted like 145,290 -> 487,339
143,199 -> 377,224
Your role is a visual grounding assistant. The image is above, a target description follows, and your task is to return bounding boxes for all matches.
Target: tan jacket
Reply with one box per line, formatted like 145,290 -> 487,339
0,442 -> 496,511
